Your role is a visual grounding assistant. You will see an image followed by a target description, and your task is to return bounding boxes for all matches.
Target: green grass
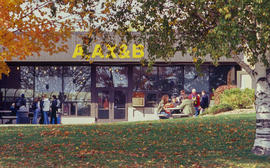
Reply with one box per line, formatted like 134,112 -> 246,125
0,113 -> 269,167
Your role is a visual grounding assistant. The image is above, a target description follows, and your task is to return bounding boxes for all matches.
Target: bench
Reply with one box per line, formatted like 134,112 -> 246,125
0,116 -> 17,124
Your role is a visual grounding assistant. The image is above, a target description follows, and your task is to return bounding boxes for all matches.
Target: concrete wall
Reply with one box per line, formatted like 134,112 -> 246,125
128,107 -> 159,122
237,71 -> 255,89
61,116 -> 95,124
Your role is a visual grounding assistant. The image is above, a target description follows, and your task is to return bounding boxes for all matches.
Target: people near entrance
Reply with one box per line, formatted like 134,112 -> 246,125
177,95 -> 195,116
157,88 -> 210,119
103,97 -> 109,110
188,89 -> 200,117
42,94 -> 50,125
200,90 -> 209,114
50,95 -> 58,124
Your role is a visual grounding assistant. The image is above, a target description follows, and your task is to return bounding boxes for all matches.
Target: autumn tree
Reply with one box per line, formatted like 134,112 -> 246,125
65,0 -> 270,155
0,0 -> 75,78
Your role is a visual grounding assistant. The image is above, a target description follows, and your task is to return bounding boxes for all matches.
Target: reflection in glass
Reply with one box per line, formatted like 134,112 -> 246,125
145,93 -> 157,107
77,102 -> 91,116
133,66 -> 158,91
63,66 -> 91,101
114,90 -> 126,119
35,66 -> 63,97
0,66 -> 34,110
158,66 -> 184,94
98,91 -> 109,119
184,66 -> 209,93
96,66 -> 128,88
209,66 -> 232,91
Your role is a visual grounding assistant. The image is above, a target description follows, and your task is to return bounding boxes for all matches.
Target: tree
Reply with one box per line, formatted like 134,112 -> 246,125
0,0 -> 75,78
67,0 -> 270,155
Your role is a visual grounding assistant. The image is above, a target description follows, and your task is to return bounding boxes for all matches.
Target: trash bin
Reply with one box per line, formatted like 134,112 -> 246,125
17,106 -> 29,124
56,112 -> 61,124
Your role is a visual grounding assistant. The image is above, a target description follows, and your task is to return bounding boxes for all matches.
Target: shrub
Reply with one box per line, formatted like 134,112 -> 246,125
214,85 -> 237,105
203,104 -> 233,115
219,88 -> 255,109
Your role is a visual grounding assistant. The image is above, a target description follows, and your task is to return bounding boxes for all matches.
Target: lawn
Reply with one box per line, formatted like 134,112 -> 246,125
0,113 -> 269,167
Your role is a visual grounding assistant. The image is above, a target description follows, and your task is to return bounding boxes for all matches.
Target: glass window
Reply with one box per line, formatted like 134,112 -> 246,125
0,66 -> 34,110
145,93 -> 157,107
209,65 -> 232,91
133,66 -> 158,91
184,66 -> 209,93
63,66 -> 91,101
63,66 -> 91,116
158,66 -> 184,94
96,66 -> 128,88
35,66 -> 63,97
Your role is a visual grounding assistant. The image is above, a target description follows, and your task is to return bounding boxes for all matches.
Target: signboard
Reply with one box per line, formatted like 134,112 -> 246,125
72,44 -> 144,60
132,92 -> 145,107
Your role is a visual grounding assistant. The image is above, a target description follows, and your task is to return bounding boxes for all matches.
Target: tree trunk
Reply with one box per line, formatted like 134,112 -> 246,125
252,63 -> 270,156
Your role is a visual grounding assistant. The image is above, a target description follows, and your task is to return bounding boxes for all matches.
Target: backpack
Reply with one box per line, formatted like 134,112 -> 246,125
192,95 -> 198,106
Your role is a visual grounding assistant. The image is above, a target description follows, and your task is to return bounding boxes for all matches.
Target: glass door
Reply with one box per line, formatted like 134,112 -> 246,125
97,90 -> 110,122
96,89 -> 127,122
113,90 -> 126,120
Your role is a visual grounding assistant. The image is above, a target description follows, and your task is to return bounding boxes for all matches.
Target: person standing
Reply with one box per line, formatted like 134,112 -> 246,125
42,94 -> 50,124
39,95 -> 44,124
200,90 -> 209,114
50,95 -> 58,124
188,88 -> 200,117
32,97 -> 40,124
15,94 -> 26,124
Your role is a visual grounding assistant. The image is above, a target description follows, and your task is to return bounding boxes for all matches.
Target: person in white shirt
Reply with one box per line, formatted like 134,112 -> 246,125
42,94 -> 50,124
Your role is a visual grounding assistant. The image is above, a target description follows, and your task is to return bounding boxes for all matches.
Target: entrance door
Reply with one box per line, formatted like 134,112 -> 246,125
97,89 -> 127,122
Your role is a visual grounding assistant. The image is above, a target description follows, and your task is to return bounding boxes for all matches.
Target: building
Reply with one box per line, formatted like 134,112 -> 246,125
0,33 -> 242,123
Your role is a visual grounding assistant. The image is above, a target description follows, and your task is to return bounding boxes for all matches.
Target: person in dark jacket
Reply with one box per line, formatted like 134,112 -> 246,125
200,90 -> 209,114
15,94 -> 26,110
39,95 -> 44,124
50,95 -> 58,124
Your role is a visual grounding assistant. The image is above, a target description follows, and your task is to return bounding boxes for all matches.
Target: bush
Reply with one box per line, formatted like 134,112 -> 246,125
203,104 -> 233,115
219,88 -> 255,109
214,85 -> 237,104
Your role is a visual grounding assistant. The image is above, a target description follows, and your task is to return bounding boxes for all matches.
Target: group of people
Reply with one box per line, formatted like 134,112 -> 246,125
11,94 -> 60,124
157,88 -> 209,118
32,94 -> 61,124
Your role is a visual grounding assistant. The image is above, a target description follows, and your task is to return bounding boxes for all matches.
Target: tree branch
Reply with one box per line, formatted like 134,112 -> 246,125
231,53 -> 256,78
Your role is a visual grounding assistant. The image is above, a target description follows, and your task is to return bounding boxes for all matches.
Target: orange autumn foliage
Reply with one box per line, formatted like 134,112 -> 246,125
0,0 -> 74,79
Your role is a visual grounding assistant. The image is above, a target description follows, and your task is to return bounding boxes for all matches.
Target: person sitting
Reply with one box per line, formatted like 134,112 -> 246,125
157,94 -> 170,119
177,90 -> 186,104
177,95 -> 195,117
171,96 -> 181,114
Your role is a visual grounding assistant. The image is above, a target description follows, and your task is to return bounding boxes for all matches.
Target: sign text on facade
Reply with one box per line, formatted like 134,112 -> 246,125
72,44 -> 144,59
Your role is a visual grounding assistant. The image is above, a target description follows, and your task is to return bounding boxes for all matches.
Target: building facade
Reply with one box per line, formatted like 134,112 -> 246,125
0,33 -> 241,123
